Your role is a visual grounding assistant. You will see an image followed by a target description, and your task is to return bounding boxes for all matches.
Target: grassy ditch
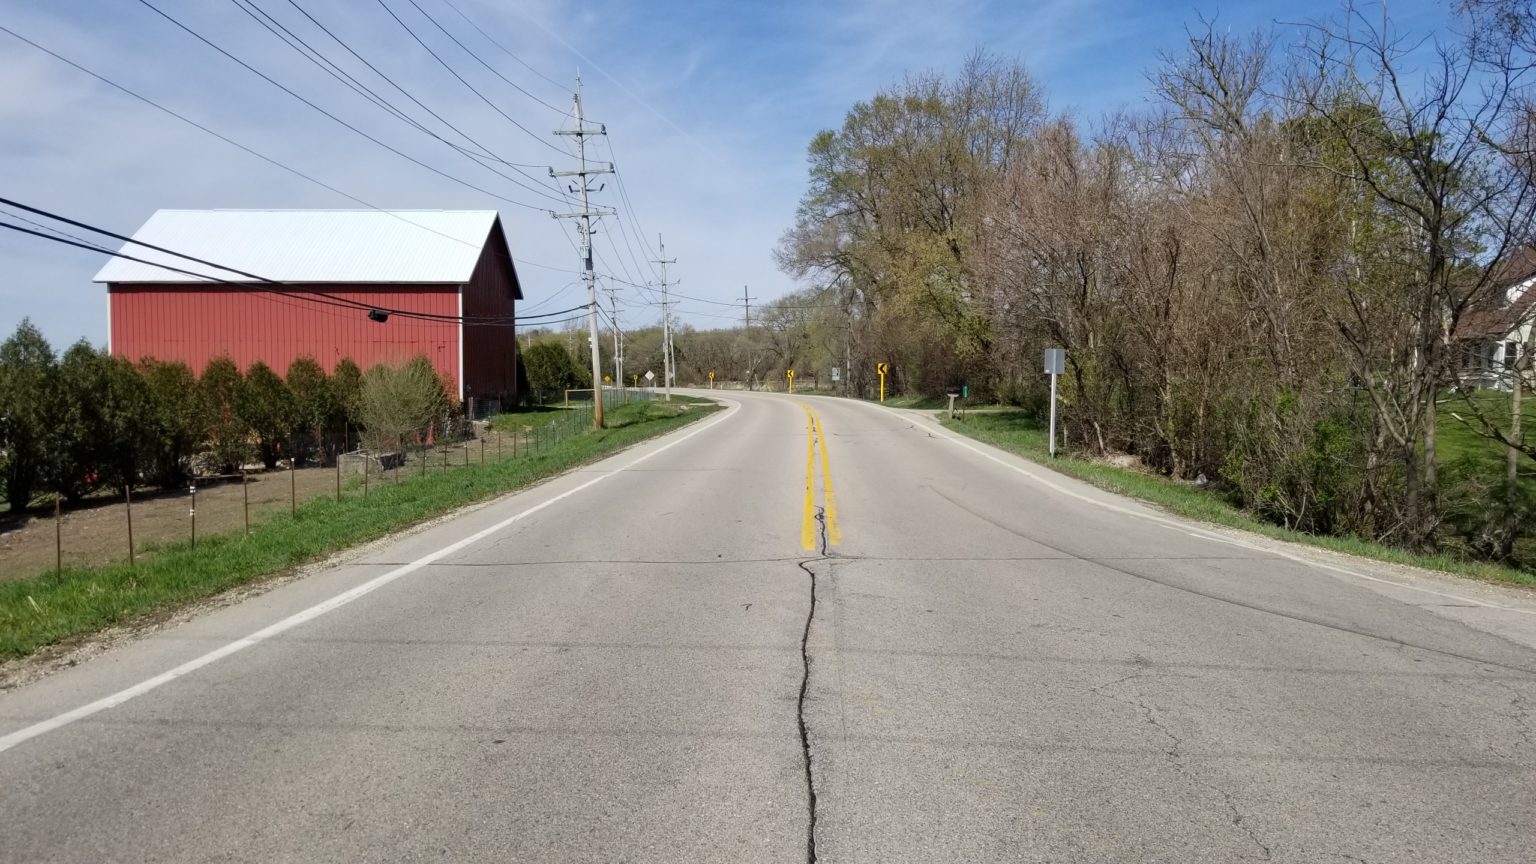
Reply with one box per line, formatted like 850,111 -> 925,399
0,398 -> 720,661
941,410 -> 1536,588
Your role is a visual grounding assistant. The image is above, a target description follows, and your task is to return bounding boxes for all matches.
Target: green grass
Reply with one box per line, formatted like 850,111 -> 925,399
1438,391 -> 1536,480
872,393 -> 1008,411
942,410 -> 1536,588
0,398 -> 720,661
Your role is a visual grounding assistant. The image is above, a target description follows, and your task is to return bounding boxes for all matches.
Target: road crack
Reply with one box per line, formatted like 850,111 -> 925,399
793,504 -> 833,864
1492,680 -> 1533,749
1090,674 -> 1272,860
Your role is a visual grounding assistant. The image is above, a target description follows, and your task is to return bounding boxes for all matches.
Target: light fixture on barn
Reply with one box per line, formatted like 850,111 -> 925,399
367,309 -> 389,323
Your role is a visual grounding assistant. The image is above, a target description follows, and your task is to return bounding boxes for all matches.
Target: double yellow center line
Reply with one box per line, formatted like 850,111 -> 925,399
799,403 -> 841,551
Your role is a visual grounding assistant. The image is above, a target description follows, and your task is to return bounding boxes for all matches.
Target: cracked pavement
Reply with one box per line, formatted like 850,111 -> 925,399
2,390 -> 1535,862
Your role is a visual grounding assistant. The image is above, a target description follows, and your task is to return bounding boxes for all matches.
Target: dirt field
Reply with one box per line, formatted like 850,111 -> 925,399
0,433 -> 520,582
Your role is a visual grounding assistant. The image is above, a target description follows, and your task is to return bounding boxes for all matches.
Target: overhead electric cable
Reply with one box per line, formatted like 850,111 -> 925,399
370,0 -> 568,159
227,0 -> 566,204
0,198 -> 580,325
400,0 -> 567,114
0,24 -> 585,277
133,0 -> 555,212
437,0 -> 570,92
282,0 -> 551,168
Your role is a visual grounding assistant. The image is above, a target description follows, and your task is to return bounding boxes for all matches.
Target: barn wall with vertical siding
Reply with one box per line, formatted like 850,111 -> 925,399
108,284 -> 461,389
460,219 -> 520,401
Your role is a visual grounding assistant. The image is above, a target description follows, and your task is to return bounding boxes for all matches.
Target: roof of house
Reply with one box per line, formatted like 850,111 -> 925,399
1459,248 -> 1536,339
93,209 -> 506,286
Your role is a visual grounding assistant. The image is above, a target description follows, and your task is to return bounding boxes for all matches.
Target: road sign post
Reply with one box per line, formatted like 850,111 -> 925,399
876,362 -> 889,402
709,371 -> 715,389
1044,348 -> 1067,457
787,369 -> 795,393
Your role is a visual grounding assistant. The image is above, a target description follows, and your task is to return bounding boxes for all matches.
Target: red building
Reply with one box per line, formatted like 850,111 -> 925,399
94,209 -> 521,403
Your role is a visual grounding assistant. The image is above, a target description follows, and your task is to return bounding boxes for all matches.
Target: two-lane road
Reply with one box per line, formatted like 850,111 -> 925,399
3,390 -> 1534,862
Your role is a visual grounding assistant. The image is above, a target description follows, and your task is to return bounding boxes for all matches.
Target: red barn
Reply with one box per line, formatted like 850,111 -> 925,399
94,209 -> 521,404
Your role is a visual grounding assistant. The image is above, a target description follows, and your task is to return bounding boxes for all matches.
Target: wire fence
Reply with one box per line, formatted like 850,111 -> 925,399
1,406 -> 600,582
561,385 -> 656,406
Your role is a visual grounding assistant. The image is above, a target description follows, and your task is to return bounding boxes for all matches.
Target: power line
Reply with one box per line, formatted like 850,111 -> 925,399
0,197 -> 585,325
370,0 -> 568,159
226,0 -> 566,206
283,0 -> 551,168
133,0 -> 555,212
436,0 -> 574,95
0,24 -> 585,278
5,217 -> 592,330
399,0 -> 567,114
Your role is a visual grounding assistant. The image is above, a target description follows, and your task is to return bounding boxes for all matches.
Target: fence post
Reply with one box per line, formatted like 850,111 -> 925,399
362,456 -> 369,497
243,469 -> 250,535
335,441 -> 341,501
54,493 -> 62,578
480,437 -> 485,465
396,436 -> 403,483
190,481 -> 197,548
125,484 -> 135,567
290,452 -> 296,516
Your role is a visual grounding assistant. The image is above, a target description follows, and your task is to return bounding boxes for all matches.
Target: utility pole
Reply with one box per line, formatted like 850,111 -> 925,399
605,283 -> 623,397
742,285 -> 756,390
652,235 -> 676,401
552,75 -> 614,428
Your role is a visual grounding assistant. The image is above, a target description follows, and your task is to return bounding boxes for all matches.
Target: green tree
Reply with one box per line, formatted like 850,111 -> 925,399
522,341 -> 585,403
236,361 -> 295,469
0,320 -> 60,511
198,356 -> 249,474
96,354 -> 156,493
51,343 -> 153,500
53,340 -> 112,501
331,353 -> 364,442
138,358 -> 202,488
286,356 -> 334,462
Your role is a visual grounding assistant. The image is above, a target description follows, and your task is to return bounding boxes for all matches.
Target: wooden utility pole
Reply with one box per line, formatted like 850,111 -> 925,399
653,237 -> 677,400
553,76 -> 615,428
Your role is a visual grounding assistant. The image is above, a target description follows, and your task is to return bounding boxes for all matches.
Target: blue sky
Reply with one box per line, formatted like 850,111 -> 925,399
0,0 -> 1455,349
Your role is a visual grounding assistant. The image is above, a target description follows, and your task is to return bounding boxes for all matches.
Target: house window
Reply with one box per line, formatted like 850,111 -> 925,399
1508,341 -> 1522,368
1479,343 -> 1497,371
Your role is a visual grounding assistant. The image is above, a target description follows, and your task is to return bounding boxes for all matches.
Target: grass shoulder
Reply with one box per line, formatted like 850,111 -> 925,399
0,398 -> 721,661
941,410 -> 1536,589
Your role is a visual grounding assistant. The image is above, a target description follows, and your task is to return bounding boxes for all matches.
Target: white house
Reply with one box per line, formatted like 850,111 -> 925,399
1459,252 -> 1536,391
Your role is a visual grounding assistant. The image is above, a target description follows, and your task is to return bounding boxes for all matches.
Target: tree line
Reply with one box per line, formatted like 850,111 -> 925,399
770,3 -> 1536,563
0,319 -> 455,513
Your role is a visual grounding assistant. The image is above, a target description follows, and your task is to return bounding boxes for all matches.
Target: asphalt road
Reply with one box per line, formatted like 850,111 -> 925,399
2,390 -> 1535,863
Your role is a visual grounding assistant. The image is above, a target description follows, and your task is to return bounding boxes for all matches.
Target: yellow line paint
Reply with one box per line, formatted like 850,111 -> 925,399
810,409 -> 841,545
802,408 -> 817,550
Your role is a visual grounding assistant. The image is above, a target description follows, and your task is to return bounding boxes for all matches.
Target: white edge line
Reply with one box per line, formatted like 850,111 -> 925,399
841,398 -> 1533,617
0,398 -> 741,755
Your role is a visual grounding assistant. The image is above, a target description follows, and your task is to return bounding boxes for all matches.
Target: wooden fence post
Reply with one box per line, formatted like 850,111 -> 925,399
125,484 -> 135,566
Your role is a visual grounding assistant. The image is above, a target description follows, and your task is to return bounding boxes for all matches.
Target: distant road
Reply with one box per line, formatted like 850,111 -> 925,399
2,390 -> 1534,862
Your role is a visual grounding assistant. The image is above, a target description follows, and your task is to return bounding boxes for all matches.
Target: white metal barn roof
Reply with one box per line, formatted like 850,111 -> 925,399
92,209 -> 501,284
